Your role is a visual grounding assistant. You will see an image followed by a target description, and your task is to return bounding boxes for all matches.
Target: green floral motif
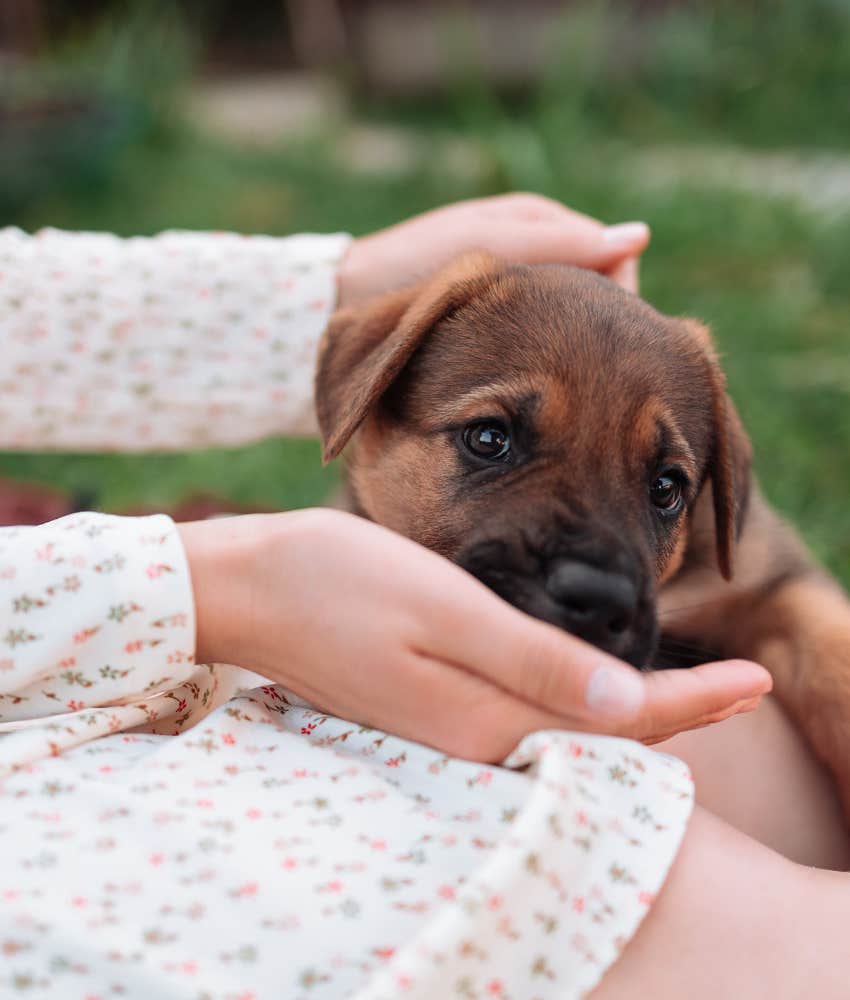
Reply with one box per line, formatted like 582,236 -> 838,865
299,967 -> 330,990
107,602 -> 142,623
98,664 -> 133,680
609,863 -> 638,885
4,627 -> 39,647
12,593 -> 47,613
93,554 -> 127,573
58,670 -> 94,688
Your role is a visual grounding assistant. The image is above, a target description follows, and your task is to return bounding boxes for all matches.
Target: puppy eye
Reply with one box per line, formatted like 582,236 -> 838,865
650,472 -> 684,513
462,421 -> 512,462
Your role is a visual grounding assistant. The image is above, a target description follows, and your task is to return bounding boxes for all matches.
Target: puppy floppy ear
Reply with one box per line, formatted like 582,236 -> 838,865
683,319 -> 753,580
316,251 -> 501,462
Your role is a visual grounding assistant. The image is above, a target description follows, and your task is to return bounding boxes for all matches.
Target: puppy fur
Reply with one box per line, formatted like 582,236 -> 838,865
315,252 -> 850,815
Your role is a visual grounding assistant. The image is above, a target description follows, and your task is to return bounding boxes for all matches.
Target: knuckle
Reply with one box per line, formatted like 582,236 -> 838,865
507,191 -> 551,215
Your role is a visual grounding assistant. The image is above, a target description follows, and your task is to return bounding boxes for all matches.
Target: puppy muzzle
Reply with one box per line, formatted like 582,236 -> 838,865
455,533 -> 658,669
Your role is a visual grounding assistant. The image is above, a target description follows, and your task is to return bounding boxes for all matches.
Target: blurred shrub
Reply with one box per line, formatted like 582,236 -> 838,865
0,2 -> 196,218
363,0 -> 850,152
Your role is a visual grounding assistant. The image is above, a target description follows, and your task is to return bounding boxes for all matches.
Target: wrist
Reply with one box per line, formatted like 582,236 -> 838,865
178,515 -> 268,666
337,236 -> 383,308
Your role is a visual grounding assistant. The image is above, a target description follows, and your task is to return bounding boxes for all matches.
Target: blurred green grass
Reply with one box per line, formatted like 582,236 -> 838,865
2,1 -> 849,586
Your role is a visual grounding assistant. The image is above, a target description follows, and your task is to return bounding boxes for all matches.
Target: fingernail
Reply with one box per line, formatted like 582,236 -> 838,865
586,665 -> 644,719
604,221 -> 650,249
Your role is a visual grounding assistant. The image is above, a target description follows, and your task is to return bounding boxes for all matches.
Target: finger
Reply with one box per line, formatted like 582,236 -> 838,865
325,645 -> 577,763
501,217 -> 650,273
416,580 -> 649,724
641,695 -> 765,746
606,254 -> 640,293
620,659 -> 773,743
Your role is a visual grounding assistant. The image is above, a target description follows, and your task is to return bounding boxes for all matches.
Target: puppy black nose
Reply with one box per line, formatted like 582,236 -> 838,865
545,560 -> 638,647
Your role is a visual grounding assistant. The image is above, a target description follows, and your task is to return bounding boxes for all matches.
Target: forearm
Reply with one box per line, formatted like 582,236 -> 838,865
0,227 -> 350,451
593,806 -> 850,999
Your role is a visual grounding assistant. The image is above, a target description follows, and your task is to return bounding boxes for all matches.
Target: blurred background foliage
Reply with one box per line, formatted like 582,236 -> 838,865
0,0 -> 848,583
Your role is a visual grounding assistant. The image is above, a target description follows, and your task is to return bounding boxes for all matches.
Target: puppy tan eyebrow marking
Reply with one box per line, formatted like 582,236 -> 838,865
427,380 -> 541,428
655,420 -> 696,477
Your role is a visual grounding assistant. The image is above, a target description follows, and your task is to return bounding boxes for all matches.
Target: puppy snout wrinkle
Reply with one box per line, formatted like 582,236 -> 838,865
545,560 -> 638,644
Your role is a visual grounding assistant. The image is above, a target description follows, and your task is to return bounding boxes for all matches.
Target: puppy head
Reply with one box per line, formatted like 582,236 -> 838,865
316,253 -> 751,668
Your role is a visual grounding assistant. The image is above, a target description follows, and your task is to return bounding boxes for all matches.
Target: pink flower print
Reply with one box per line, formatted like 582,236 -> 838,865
112,319 -> 135,340
245,808 -> 262,820
0,658 -> 13,672
233,882 -> 259,898
569,741 -> 584,757
373,947 -> 395,962
370,839 -> 387,851
281,858 -> 298,871
149,854 -> 165,867
66,699 -> 86,711
437,884 -> 455,900
146,562 -> 175,579
572,896 -> 586,913
222,733 -> 236,746
73,626 -> 100,644
639,890 -> 655,906
487,981 -> 505,997
487,894 -> 503,911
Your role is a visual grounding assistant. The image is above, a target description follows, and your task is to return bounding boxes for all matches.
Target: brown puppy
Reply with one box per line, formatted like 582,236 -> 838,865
315,252 -> 850,815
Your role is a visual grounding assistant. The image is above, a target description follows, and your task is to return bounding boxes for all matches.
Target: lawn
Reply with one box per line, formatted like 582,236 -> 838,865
3,1 -> 849,586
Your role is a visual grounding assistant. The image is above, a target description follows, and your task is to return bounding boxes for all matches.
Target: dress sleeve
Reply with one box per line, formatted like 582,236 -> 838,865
0,511 -> 196,723
0,227 -> 352,451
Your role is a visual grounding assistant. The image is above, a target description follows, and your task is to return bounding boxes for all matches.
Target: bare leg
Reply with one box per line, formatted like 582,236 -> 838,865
591,807 -> 850,1000
662,695 -> 850,870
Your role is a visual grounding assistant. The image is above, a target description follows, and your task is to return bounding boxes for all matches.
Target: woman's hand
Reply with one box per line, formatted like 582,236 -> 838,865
337,192 -> 649,306
179,509 -> 771,761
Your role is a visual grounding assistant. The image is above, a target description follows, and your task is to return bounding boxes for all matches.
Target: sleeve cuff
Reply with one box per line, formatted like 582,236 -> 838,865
0,512 -> 196,722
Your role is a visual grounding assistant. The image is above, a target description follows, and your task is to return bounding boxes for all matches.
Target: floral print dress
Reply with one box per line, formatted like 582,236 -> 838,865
0,227 -> 694,1000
